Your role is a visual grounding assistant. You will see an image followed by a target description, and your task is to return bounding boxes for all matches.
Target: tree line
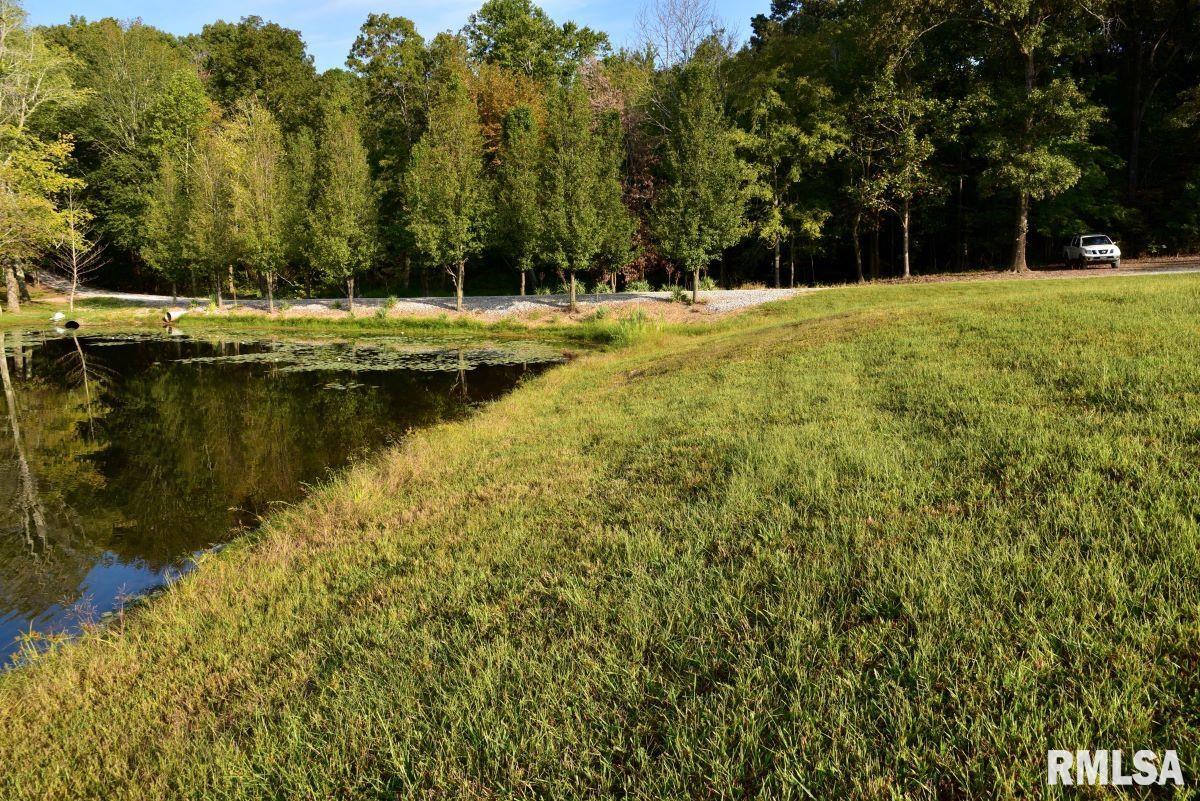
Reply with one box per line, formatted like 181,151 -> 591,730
3,0 -> 1200,310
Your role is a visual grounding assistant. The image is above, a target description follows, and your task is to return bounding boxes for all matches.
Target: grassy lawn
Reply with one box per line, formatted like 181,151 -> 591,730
1,275 -> 1197,798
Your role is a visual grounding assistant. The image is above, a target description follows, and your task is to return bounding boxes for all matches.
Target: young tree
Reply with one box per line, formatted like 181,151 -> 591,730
311,87 -> 375,313
186,125 -> 234,306
404,37 -> 490,312
142,153 -> 191,298
54,186 -> 105,310
539,81 -> 633,309
225,100 -> 288,312
495,104 -> 543,294
282,127 -> 316,291
652,42 -> 749,303
348,15 -> 429,279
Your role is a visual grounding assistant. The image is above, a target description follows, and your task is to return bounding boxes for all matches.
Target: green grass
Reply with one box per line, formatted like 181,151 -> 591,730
1,275 -> 1198,798
0,297 -> 166,331
175,308 -> 651,348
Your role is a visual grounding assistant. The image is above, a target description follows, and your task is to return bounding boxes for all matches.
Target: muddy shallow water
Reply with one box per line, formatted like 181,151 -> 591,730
0,329 -> 561,664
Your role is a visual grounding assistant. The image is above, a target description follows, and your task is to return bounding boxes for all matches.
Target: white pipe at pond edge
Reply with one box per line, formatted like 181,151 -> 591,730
163,309 -> 187,324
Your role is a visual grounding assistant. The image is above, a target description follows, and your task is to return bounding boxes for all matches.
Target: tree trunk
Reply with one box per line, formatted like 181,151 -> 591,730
455,262 -> 465,312
215,275 -> 224,309
901,198 -> 912,279
568,272 -> 577,310
788,238 -> 795,289
346,276 -> 355,315
69,277 -> 78,312
773,242 -> 781,288
869,218 -> 880,279
1012,50 -> 1035,272
229,266 -> 237,308
519,270 -> 526,296
719,254 -> 726,289
266,275 -> 275,314
955,175 -> 967,270
852,211 -> 864,284
5,264 -> 21,312
172,282 -> 178,304
17,265 -> 30,303
1011,190 -> 1030,272
693,268 -> 700,305
1128,35 -> 1144,197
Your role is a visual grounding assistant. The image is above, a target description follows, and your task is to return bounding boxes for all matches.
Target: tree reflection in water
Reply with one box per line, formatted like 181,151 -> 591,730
0,331 -> 555,663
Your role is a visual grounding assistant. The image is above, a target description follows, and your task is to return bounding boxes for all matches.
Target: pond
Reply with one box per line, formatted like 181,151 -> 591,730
0,329 -> 563,664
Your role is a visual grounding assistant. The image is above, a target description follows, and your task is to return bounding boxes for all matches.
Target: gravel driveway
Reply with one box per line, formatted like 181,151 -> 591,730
61,286 -> 807,317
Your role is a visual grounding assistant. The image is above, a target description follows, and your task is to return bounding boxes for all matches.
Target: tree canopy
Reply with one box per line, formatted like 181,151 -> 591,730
5,0 -> 1200,302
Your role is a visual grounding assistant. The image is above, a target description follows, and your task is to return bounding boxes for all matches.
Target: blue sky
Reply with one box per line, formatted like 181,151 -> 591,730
29,0 -> 765,71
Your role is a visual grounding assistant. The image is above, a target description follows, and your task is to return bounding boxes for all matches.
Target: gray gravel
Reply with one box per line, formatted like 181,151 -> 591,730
60,286 -> 807,317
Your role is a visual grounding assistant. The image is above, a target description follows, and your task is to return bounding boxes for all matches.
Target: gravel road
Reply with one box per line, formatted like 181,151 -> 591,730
38,258 -> 1200,319
60,286 -> 807,317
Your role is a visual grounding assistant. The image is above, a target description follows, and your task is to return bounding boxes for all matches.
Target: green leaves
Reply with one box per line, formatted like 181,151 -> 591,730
652,50 -> 750,273
310,90 -> 376,286
404,46 -> 491,282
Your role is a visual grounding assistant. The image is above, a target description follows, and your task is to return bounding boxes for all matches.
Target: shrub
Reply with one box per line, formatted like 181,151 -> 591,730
612,309 -> 649,346
535,286 -> 553,296
589,282 -> 613,294
698,276 -> 718,291
625,279 -> 652,293
331,300 -> 344,311
669,285 -> 689,305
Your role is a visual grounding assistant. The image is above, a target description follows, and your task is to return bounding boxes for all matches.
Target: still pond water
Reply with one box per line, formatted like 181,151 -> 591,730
0,329 -> 562,664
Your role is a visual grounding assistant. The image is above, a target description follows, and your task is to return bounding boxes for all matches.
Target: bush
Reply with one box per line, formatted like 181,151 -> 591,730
331,300 -> 344,311
669,285 -> 690,305
589,282 -> 613,294
535,286 -> 553,296
625,279 -> 652,293
698,276 -> 718,291
279,301 -> 292,312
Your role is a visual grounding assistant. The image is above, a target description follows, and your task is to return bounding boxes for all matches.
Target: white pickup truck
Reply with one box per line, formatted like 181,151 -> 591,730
1064,234 -> 1121,269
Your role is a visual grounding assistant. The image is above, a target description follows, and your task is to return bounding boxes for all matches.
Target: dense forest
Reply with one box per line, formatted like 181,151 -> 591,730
2,0 -> 1200,305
